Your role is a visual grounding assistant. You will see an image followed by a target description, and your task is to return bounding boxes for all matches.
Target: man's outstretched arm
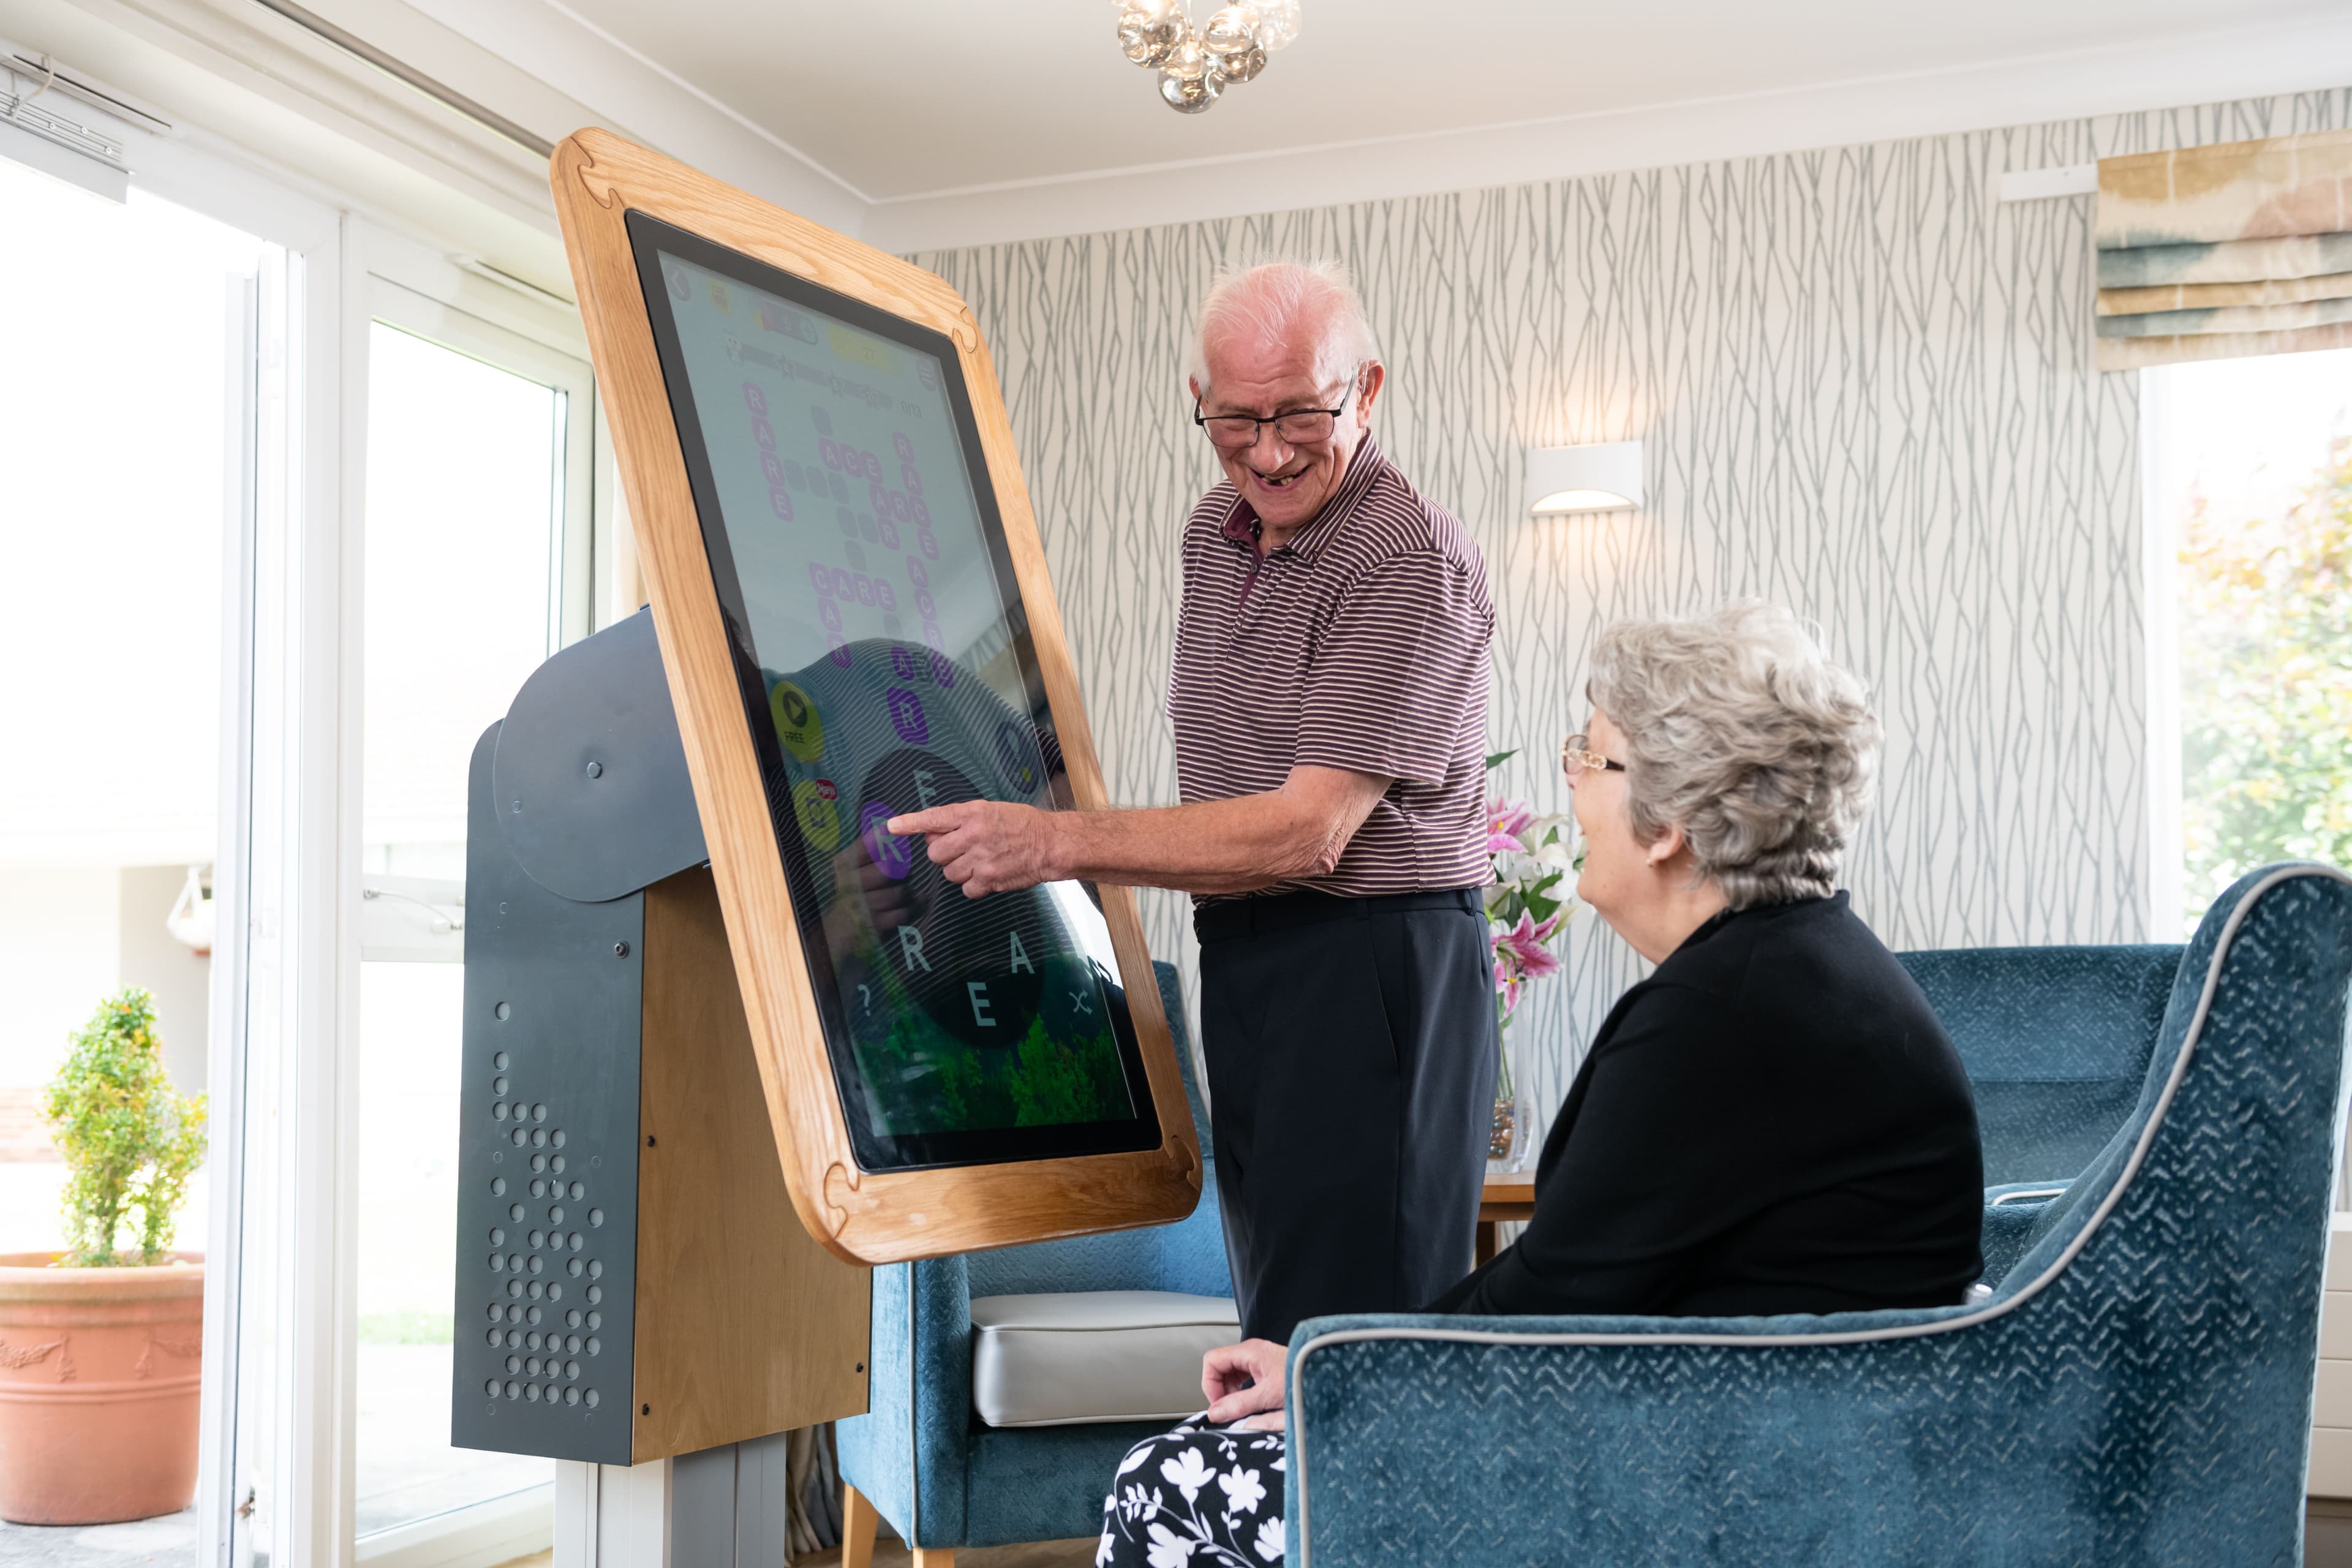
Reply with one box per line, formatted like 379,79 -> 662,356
886,764 -> 1390,897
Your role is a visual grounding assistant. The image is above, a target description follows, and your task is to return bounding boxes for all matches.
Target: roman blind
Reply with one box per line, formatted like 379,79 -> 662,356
2095,127 -> 2352,371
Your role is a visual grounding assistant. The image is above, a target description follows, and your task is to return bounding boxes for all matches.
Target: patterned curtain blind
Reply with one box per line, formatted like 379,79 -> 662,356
2095,127 -> 2352,371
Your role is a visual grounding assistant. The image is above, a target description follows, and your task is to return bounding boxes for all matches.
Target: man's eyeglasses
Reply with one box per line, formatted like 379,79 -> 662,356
1194,365 -> 1362,451
1561,735 -> 1627,779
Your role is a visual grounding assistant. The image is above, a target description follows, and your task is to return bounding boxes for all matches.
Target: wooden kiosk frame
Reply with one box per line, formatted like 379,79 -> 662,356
550,128 -> 1202,1266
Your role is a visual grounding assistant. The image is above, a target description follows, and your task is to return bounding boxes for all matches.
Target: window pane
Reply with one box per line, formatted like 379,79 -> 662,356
357,321 -> 564,1536
0,152 -> 268,1554
2154,348 -> 2352,929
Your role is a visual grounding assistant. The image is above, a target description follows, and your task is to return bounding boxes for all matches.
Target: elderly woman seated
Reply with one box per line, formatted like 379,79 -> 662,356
1095,601 -> 1984,1566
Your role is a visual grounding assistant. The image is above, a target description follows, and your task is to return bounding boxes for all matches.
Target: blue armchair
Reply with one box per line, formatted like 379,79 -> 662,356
1899,941 -> 2180,1189
836,962 -> 1231,1562
1284,863 -> 2352,1566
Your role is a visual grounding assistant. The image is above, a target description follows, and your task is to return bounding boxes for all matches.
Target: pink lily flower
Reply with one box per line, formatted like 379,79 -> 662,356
1486,794 -> 1536,855
1496,910 -> 1564,980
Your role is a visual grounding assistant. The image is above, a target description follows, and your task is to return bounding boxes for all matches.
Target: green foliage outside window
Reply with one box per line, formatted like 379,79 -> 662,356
40,987 -> 209,1267
2180,435 -> 2352,922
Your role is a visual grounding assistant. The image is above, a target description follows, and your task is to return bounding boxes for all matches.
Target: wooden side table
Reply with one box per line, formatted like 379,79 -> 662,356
1476,1169 -> 1537,1265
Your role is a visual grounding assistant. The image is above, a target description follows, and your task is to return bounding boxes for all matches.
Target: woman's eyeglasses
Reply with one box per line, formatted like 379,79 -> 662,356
1561,735 -> 1626,778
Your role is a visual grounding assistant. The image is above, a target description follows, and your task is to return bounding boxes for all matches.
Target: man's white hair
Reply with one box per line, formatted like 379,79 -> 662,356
1186,258 -> 1380,397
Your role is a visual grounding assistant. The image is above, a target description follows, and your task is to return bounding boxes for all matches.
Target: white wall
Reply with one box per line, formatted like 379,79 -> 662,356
913,84 -> 2352,1143
0,867 -> 124,1090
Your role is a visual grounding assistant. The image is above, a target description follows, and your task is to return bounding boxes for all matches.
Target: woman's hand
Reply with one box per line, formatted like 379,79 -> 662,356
1202,1339 -> 1287,1430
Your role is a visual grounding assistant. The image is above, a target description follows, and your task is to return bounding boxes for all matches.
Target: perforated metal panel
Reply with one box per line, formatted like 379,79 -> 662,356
451,722 -> 643,1464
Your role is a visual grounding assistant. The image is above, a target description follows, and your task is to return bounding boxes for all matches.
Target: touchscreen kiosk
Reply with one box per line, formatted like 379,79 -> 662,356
551,129 -> 1200,1264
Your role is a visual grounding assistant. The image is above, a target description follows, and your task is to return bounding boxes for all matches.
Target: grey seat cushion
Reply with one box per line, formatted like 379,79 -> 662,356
969,1291 -> 1240,1428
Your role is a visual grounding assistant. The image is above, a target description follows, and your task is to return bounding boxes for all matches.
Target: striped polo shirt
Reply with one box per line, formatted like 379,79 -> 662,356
1166,435 -> 1495,902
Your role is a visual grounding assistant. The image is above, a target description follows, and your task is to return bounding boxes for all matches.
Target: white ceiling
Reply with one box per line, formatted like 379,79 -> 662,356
543,0 -> 2351,206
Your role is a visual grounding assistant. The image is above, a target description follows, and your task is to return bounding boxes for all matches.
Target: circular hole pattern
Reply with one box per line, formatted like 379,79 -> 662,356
527,1356 -> 542,1376
505,1380 -> 519,1400
494,1050 -> 509,1070
527,1256 -> 543,1275
564,1387 -> 579,1406
586,1337 -> 600,1357
528,1229 -> 544,1249
531,1128 -> 547,1148
587,1311 -> 601,1330
527,1280 -> 543,1299
486,1303 -> 502,1323
551,1155 -> 566,1172
526,1384 -> 541,1402
489,1254 -> 505,1272
565,1309 -> 582,1329
532,1103 -> 547,1123
565,1360 -> 580,1380
493,1102 -> 509,1121
549,1205 -> 564,1224
548,1282 -> 563,1301
530,1153 -> 548,1172
507,1329 -> 521,1348
526,1305 -> 542,1325
588,1260 -> 603,1279
568,1233 -> 583,1251
492,1076 -> 508,1096
489,1227 -> 505,1246
495,1001 -> 511,1021
567,1257 -> 582,1278
569,1181 -> 585,1200
552,1130 -> 567,1148
507,1280 -> 522,1298
586,1389 -> 599,1408
491,1177 -> 507,1196
588,1208 -> 604,1228
484,1378 -> 499,1397
510,1204 -> 525,1222
587,1284 -> 602,1305
530,1180 -> 545,1199
506,1304 -> 522,1322
505,1355 -> 521,1374
484,1327 -> 501,1347
510,1128 -> 526,1147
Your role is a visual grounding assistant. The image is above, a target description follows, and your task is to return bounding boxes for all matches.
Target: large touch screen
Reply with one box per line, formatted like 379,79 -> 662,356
627,213 -> 1155,1172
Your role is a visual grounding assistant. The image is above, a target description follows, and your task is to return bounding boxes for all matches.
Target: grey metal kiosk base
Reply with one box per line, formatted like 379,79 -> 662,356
453,608 -> 870,1563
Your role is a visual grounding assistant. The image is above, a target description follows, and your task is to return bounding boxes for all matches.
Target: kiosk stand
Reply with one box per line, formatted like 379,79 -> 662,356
454,608 -> 869,1561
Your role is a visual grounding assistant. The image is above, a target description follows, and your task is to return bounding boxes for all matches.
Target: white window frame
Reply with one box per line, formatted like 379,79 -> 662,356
345,242 -> 600,1568
43,112 -> 606,1568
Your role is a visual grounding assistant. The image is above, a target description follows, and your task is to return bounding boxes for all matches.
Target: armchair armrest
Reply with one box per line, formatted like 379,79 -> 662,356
834,1254 -> 976,1547
1281,1304 -> 1976,1567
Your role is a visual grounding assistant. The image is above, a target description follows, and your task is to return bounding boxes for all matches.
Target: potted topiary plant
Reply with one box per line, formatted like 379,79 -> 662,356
0,988 -> 208,1525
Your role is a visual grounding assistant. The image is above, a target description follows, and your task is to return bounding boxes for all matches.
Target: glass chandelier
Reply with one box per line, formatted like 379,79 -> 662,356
1113,1 -> 1302,115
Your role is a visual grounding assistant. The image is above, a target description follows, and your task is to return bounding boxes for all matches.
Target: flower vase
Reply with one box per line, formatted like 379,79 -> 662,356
1488,1095 -> 1520,1172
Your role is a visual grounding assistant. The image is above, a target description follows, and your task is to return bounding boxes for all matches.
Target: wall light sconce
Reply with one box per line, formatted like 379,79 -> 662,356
1526,440 -> 1643,516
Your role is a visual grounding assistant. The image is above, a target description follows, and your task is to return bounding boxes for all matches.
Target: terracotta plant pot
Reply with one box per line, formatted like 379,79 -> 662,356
0,1251 -> 203,1525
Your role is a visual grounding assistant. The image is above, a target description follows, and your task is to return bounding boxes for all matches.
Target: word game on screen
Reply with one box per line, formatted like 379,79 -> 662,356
625,212 -> 1157,1173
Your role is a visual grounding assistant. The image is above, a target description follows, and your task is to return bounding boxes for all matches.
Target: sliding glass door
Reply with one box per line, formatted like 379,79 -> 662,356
355,292 -> 595,1568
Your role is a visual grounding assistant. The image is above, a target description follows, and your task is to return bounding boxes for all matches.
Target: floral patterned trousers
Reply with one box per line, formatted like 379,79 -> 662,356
1097,1420 -> 1287,1566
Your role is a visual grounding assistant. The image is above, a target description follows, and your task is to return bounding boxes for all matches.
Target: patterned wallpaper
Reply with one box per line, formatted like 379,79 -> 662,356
916,86 -> 2352,1144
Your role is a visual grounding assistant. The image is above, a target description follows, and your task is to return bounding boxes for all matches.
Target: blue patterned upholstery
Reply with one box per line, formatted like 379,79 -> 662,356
1283,864 -> 2352,1566
835,962 -> 1232,1549
1899,943 -> 2180,1188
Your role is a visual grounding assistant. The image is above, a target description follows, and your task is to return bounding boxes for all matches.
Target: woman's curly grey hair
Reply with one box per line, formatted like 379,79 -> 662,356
1587,601 -> 1880,910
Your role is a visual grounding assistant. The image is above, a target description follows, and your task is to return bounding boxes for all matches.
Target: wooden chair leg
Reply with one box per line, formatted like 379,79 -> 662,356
840,1483 -> 880,1568
910,1551 -> 956,1568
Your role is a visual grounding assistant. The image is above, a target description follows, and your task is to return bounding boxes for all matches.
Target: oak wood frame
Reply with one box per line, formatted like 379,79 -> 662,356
550,128 -> 1202,1265
631,867 -> 871,1458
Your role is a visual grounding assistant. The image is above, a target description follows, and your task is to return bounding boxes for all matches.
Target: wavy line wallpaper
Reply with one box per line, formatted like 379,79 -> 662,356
916,86 -> 2352,1146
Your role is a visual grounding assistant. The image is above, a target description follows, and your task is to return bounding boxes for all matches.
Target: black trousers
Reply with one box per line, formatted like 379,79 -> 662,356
1195,887 -> 1498,1344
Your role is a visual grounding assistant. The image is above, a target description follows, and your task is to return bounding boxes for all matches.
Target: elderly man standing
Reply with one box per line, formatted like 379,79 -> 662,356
890,260 -> 1497,1344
